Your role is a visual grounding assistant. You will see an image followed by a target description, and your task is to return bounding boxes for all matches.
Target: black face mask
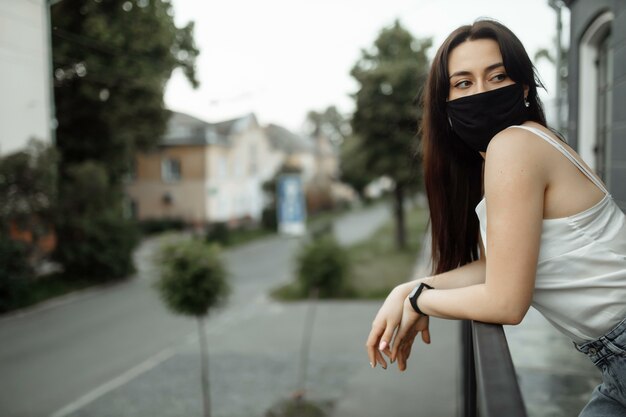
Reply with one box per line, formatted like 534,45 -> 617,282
446,83 -> 529,152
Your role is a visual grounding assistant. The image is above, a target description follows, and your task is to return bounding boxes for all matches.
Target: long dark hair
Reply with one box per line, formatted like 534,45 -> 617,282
421,18 -> 547,275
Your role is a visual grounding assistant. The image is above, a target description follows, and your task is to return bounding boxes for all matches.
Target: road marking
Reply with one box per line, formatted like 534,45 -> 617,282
49,347 -> 176,417
47,299 -> 287,416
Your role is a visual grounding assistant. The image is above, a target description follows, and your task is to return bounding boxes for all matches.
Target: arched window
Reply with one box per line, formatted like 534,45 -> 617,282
578,11 -> 613,184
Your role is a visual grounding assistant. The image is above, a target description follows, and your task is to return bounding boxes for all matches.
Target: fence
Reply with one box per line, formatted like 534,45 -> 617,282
461,320 -> 528,417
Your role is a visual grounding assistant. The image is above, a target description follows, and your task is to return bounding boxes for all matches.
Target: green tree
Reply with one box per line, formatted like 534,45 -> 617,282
50,0 -> 199,279
0,235 -> 33,314
52,162 -> 140,280
156,239 -> 230,417
350,20 -> 431,249
51,0 -> 199,181
305,105 -> 351,147
296,235 -> 350,298
0,140 -> 58,262
339,133 -> 375,197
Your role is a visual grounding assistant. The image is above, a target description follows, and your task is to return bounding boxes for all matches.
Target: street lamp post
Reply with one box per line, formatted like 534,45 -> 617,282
46,0 -> 64,145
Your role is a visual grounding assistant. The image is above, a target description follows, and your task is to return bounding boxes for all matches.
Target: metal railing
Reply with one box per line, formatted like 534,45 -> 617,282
461,320 -> 528,417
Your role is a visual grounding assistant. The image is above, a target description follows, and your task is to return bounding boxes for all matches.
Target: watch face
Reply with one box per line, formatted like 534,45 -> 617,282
409,286 -> 419,299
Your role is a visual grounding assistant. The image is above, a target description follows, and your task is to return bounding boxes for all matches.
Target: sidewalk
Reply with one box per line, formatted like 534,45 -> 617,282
330,229 -> 460,417
330,224 -> 602,417
52,202 -> 463,417
9,201 -> 599,417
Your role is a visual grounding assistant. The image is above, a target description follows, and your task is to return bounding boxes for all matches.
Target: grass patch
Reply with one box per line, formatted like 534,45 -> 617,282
346,204 -> 428,298
223,227 -> 276,247
271,204 -> 429,301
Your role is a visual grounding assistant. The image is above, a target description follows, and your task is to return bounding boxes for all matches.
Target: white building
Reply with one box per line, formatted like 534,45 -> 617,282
0,0 -> 53,155
126,112 -> 278,226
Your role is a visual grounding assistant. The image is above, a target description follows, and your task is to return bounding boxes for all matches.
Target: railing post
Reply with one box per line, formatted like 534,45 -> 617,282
461,320 -> 477,417
472,322 -> 527,417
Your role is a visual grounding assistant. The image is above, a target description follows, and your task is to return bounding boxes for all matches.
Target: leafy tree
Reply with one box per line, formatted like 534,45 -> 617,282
350,20 -> 431,248
339,134 -> 375,197
50,0 -> 199,279
0,235 -> 33,313
0,140 -> 58,262
156,239 -> 230,417
296,235 -> 350,298
305,105 -> 351,147
51,0 -> 199,181
52,162 -> 140,280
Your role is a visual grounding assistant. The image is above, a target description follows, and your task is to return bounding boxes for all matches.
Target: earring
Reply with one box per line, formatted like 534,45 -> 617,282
524,97 -> 530,108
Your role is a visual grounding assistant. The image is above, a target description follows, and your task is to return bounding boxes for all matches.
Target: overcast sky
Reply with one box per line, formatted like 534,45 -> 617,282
164,0 -> 568,133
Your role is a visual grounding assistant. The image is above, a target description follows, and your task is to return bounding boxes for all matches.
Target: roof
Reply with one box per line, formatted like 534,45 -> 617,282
264,124 -> 315,154
162,111 -> 258,146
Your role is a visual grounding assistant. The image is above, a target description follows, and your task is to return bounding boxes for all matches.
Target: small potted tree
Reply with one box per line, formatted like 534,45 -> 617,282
155,239 -> 230,417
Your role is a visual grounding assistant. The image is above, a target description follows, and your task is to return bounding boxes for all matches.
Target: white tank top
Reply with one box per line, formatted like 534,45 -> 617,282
475,125 -> 626,344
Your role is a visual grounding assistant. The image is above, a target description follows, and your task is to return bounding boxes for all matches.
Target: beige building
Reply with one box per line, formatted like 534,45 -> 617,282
126,111 -> 345,227
125,112 -> 276,226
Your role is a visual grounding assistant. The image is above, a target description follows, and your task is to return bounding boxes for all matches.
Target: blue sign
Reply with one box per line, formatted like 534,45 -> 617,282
277,174 -> 306,235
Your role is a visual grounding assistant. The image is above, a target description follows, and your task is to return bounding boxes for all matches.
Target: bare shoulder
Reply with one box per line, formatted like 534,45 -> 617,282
484,126 -> 550,185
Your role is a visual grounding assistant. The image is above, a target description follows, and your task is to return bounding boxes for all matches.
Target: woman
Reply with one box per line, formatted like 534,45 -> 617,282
365,19 -> 626,416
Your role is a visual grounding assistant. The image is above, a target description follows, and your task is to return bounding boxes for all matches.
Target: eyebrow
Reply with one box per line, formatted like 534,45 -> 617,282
449,62 -> 505,79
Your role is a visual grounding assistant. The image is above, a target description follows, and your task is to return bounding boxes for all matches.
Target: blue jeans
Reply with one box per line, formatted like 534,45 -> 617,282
576,317 -> 626,416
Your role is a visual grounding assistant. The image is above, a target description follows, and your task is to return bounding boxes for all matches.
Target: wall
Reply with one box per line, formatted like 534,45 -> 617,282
0,0 -> 52,155
126,145 -> 207,224
567,0 -> 626,208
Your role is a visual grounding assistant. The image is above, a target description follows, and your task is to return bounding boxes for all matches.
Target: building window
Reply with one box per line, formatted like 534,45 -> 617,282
162,157 -> 181,182
249,144 -> 258,175
217,155 -> 228,179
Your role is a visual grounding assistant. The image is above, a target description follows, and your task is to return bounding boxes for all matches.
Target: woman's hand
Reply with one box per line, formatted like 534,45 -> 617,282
365,284 -> 411,369
391,308 -> 430,371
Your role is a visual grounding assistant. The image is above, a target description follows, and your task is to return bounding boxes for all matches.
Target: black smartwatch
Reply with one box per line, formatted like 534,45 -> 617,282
408,283 -> 433,316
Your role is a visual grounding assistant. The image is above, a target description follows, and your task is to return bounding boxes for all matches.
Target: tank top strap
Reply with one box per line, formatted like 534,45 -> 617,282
509,125 -> 609,195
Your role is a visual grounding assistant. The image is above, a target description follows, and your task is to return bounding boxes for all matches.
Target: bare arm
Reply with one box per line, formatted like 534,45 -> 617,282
394,256 -> 487,297
417,129 -> 544,325
368,128 -> 544,370
366,252 -> 486,369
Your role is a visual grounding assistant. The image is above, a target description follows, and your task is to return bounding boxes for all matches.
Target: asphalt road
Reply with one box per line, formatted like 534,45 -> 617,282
0,203 -> 392,417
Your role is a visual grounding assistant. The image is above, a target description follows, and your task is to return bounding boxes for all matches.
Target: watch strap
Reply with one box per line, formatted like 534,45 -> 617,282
409,282 -> 433,316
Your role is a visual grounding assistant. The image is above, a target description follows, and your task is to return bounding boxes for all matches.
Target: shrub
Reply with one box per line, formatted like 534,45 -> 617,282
296,235 -> 350,298
53,161 -> 140,281
0,234 -> 33,313
156,239 -> 230,317
139,218 -> 186,235
53,211 -> 140,280
261,206 -> 278,231
205,222 -> 230,245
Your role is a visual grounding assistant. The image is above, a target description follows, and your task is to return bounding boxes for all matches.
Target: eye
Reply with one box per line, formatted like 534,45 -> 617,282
454,80 -> 471,89
490,73 -> 508,82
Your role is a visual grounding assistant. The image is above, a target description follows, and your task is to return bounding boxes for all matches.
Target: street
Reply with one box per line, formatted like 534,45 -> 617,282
0,203 -> 399,417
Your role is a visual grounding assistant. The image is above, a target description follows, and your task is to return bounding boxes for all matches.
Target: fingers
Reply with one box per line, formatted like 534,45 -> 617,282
366,320 -> 397,368
378,322 -> 398,357
375,349 -> 388,369
365,323 -> 384,368
399,339 -> 414,371
421,327 -> 431,344
390,317 -> 411,361
397,342 -> 409,371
